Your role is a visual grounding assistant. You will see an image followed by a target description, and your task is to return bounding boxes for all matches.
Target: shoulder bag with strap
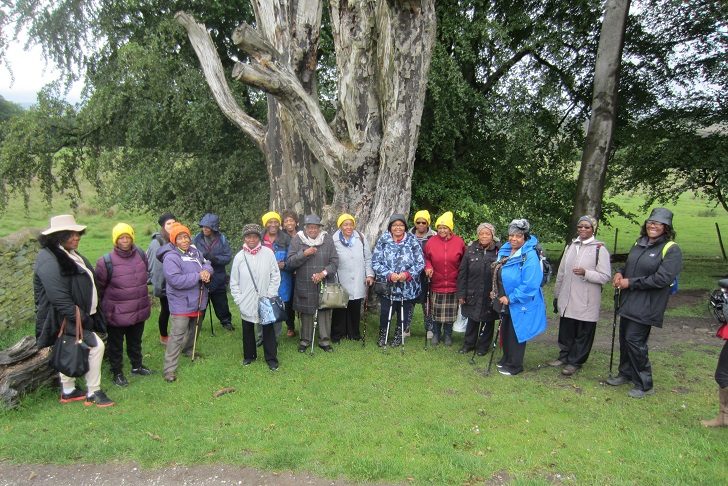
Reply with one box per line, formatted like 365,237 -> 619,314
242,253 -> 286,325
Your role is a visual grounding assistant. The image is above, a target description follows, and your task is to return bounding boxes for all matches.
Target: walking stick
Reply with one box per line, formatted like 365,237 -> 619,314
399,291 -> 405,355
486,309 -> 505,376
424,278 -> 432,350
209,305 -> 215,337
191,284 -> 204,362
470,321 -> 484,365
310,308 -> 318,356
383,293 -> 394,352
362,286 -> 369,347
609,288 -> 620,378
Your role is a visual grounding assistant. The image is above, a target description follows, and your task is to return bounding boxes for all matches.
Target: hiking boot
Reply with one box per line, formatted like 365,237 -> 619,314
476,349 -> 489,357
131,365 -> 153,376
269,364 -> 279,371
242,359 -> 254,366
222,322 -> 235,331
85,390 -> 115,407
287,329 -> 296,337
164,372 -> 176,383
159,335 -> 169,345
59,387 -> 86,404
444,334 -> 453,346
319,345 -> 334,353
606,375 -> 631,386
377,329 -> 387,347
297,344 -> 307,353
561,365 -> 579,376
628,387 -> 655,399
548,359 -> 564,367
701,387 -> 728,427
113,373 -> 129,387
459,346 -> 474,354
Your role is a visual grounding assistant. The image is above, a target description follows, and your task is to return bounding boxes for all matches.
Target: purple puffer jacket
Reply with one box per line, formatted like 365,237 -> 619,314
95,246 -> 152,327
157,243 -> 213,315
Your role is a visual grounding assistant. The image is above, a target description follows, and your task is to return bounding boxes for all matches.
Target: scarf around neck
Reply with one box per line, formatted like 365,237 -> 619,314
242,243 -> 262,255
297,230 -> 327,247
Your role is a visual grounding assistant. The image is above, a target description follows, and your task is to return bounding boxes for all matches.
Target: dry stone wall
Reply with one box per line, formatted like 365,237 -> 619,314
0,229 -> 40,332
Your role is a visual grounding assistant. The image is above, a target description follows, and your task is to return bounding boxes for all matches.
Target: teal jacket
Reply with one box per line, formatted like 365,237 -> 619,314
497,236 -> 547,343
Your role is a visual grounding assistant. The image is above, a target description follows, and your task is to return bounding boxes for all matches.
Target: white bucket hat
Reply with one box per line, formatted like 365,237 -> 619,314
41,214 -> 87,235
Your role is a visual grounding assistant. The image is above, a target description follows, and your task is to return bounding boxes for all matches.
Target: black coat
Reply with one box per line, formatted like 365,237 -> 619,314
617,235 -> 683,327
286,232 -> 338,314
34,245 -> 107,348
456,241 -> 499,322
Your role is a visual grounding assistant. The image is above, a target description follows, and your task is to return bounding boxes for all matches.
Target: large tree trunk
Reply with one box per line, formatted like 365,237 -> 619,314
178,0 -> 436,244
571,0 -> 631,239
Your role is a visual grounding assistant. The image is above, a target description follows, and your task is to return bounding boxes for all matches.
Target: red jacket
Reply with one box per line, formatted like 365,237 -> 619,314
424,234 -> 466,293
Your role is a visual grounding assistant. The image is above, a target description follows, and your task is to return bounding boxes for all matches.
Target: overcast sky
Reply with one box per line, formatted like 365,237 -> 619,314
0,38 -> 83,106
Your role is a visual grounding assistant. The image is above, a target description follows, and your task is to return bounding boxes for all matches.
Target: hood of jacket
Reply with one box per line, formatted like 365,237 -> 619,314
198,213 -> 220,232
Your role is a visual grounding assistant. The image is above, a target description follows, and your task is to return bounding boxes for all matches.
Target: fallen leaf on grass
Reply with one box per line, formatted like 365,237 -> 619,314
213,387 -> 236,398
28,472 -> 37,480
146,431 -> 161,441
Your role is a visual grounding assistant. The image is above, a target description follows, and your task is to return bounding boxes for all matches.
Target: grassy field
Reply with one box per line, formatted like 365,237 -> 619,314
1,189 -> 727,484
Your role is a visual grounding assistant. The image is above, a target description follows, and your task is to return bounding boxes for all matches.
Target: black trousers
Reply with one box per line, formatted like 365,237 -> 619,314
209,291 -> 232,326
463,318 -> 494,353
557,316 -> 597,367
716,340 -> 728,388
158,296 -> 170,337
285,299 -> 295,331
499,312 -> 526,374
242,320 -> 278,366
107,321 -> 145,374
379,298 -> 414,335
617,317 -> 653,391
331,298 -> 363,341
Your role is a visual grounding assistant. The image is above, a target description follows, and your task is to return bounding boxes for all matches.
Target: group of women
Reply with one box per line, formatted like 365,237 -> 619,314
33,206 -> 693,409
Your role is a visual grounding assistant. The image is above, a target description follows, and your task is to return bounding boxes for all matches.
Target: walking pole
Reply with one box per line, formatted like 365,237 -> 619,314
424,278 -> 431,350
191,284 -> 204,362
383,291 -> 394,352
362,286 -> 369,348
310,308 -> 318,356
486,309 -> 505,376
209,305 -> 215,337
469,321 -> 484,365
399,289 -> 405,355
609,288 -> 620,378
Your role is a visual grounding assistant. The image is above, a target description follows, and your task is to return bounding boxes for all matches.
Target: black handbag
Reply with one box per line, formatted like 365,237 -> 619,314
49,306 -> 90,377
243,253 -> 286,325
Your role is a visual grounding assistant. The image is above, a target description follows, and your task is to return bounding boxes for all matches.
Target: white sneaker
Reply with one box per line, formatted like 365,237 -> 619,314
497,368 -> 512,376
403,329 -> 411,337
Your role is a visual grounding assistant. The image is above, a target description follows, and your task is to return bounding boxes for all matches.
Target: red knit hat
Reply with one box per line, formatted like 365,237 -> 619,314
169,222 -> 191,246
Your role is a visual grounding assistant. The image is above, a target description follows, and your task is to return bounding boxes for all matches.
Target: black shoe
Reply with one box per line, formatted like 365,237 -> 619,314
113,373 -> 129,387
85,390 -> 115,407
131,365 -> 153,376
269,364 -> 279,371
458,347 -> 474,354
222,322 -> 235,331
242,359 -> 254,366
476,350 -> 488,357
298,344 -> 307,353
319,345 -> 334,352
606,375 -> 631,386
60,387 -> 86,404
444,335 -> 453,346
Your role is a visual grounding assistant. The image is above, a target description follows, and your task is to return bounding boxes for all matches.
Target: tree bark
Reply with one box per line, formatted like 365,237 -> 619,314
178,1 -> 436,244
570,0 -> 631,239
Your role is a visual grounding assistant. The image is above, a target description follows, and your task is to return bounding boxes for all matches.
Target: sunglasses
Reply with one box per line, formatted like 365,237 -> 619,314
415,221 -> 428,225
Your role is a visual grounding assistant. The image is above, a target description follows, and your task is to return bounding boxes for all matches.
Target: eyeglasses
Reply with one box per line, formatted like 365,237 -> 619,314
415,221 -> 427,225
576,224 -> 592,229
391,224 -> 406,228
646,220 -> 665,226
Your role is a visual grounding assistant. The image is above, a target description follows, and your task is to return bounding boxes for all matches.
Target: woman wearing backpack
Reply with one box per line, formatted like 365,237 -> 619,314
95,223 -> 153,387
549,216 -> 611,376
491,219 -> 547,376
609,208 -> 682,398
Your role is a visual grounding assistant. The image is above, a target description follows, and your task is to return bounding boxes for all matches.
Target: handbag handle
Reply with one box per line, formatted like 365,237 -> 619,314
58,306 -> 83,341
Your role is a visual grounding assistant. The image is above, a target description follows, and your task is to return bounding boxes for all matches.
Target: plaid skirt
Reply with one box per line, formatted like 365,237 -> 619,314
431,292 -> 458,323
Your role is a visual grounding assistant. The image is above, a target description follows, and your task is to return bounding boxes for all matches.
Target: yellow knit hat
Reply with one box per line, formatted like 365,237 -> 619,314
434,211 -> 454,231
112,222 -> 135,245
413,210 -> 431,226
337,213 -> 356,228
261,211 -> 282,226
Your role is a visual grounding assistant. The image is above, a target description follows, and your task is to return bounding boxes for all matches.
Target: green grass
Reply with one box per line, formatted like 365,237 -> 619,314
1,187 -> 728,484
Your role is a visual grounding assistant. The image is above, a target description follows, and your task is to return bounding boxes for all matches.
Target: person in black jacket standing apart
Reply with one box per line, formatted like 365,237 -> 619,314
456,222 -> 500,355
608,208 -> 682,398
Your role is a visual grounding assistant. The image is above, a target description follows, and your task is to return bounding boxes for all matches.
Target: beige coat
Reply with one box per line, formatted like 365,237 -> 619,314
554,238 -> 612,322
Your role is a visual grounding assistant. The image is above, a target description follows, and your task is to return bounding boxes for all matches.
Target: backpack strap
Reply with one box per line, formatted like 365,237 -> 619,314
661,241 -> 676,258
103,253 -> 113,281
594,242 -> 603,267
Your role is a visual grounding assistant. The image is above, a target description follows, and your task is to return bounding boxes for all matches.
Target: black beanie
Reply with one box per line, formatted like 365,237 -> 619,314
158,213 -> 176,227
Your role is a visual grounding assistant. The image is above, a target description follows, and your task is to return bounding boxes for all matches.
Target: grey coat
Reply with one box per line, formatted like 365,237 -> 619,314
616,235 -> 682,327
146,233 -> 167,297
333,229 -> 374,300
287,232 -> 339,314
554,238 -> 612,323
